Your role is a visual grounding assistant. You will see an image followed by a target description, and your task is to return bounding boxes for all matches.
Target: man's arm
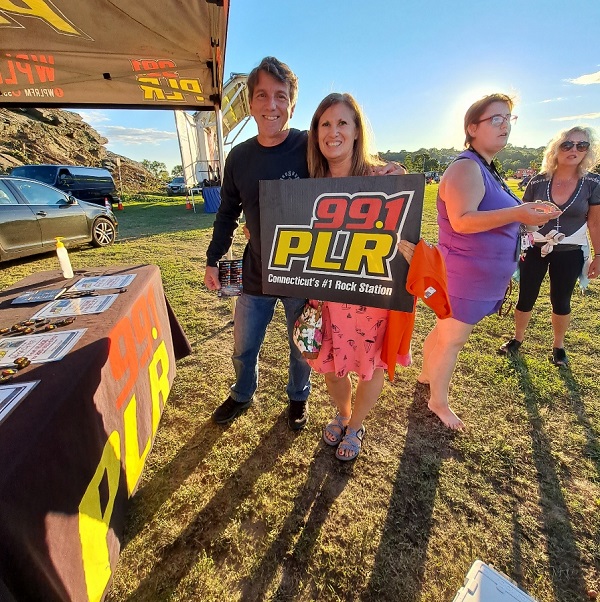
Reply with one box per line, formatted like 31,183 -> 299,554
204,265 -> 221,290
204,157 -> 243,289
206,205 -> 241,266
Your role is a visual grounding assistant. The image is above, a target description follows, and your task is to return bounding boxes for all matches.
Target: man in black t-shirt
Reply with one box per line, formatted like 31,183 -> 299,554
204,56 -> 312,430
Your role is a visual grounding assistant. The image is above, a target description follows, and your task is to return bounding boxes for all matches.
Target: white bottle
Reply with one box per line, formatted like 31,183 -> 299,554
55,237 -> 74,279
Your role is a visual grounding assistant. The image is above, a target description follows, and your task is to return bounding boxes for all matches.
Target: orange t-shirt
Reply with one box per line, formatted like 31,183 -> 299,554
406,240 -> 452,319
381,240 -> 452,381
380,302 -> 416,381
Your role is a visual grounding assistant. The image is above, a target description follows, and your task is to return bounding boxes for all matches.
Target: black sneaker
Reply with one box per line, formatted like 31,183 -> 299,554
498,338 -> 522,356
212,396 -> 253,424
550,347 -> 569,367
288,399 -> 308,430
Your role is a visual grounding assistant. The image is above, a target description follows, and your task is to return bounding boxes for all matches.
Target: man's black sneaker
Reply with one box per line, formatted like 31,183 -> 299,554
288,399 -> 308,430
212,396 -> 253,424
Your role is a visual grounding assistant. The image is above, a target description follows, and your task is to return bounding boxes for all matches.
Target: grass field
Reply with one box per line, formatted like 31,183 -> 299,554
1,184 -> 599,601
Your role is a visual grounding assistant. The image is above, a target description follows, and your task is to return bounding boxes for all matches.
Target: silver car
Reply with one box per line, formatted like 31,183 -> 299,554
166,176 -> 187,196
0,176 -> 118,262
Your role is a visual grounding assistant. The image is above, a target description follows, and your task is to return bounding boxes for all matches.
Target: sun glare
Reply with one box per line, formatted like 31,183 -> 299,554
435,84 -> 521,149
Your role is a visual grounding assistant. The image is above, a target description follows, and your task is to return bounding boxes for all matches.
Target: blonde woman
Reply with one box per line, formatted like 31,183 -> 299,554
499,126 -> 600,366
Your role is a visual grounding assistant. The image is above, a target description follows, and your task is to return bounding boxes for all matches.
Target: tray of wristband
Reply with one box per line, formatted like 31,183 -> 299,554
0,318 -> 77,382
0,317 -> 76,337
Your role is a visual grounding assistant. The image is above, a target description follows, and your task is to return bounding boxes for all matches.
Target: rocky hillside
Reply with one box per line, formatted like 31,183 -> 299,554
0,108 -> 164,193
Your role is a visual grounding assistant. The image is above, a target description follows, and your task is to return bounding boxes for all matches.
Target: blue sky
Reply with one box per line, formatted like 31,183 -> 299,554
78,0 -> 600,173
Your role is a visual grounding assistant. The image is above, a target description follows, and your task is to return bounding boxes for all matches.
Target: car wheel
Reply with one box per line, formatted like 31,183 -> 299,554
91,217 -> 116,247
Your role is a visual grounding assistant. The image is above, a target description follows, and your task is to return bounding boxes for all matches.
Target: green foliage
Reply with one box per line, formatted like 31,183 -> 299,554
171,165 -> 184,177
382,144 -> 546,174
497,144 -> 544,173
403,153 -> 415,172
382,147 -> 458,173
141,159 -> 169,180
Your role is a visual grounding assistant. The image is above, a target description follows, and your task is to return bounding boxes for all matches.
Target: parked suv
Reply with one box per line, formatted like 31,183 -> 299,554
166,176 -> 187,196
9,165 -> 121,207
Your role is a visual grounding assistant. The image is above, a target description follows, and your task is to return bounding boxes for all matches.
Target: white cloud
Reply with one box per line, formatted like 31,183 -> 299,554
541,97 -> 565,103
551,112 -> 600,122
566,71 -> 600,85
72,110 -> 111,124
100,126 -> 177,145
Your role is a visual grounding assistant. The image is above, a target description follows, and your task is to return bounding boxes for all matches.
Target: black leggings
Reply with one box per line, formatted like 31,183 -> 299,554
516,246 -> 584,315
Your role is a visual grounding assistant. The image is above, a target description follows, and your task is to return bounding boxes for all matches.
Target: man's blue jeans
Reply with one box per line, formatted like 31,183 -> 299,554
229,293 -> 311,403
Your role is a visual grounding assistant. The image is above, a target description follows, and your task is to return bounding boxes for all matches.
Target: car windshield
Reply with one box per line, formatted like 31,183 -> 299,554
171,177 -> 184,184
10,166 -> 56,184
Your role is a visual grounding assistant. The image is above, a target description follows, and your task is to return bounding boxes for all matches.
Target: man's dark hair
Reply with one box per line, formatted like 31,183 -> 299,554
247,56 -> 298,106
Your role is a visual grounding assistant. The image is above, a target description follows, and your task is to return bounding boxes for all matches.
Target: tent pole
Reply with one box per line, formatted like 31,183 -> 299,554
215,105 -> 226,191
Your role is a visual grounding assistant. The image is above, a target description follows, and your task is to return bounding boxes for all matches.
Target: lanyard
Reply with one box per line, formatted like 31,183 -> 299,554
467,146 -> 522,205
467,147 -> 525,260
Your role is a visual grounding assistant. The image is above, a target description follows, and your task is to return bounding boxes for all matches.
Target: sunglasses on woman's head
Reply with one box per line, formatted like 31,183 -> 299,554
559,140 -> 590,152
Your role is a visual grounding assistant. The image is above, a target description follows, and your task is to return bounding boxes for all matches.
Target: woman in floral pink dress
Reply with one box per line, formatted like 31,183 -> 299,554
306,92 -> 406,461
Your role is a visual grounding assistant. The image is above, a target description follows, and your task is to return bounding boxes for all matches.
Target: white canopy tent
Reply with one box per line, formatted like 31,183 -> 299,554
175,73 -> 251,191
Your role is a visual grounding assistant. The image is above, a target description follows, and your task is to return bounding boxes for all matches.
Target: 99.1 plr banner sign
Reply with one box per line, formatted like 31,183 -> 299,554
260,174 -> 424,312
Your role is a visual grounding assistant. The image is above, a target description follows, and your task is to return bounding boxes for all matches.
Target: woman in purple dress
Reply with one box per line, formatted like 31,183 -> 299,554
417,94 -> 561,430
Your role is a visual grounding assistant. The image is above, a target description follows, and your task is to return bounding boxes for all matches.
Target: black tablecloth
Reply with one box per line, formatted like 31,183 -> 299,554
0,265 -> 190,602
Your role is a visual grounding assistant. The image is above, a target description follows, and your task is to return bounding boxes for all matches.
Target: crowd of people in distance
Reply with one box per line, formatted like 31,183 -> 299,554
204,56 -> 600,460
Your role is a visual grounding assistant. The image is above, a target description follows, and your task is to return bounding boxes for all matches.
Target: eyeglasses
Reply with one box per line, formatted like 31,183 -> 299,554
476,114 -> 518,127
559,140 -> 590,152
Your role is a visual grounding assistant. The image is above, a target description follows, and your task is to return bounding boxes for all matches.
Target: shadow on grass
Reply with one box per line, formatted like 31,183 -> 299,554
362,383 -> 457,602
197,321 -> 234,344
511,507 -> 525,586
557,367 -> 600,479
239,446 -> 352,601
507,354 -> 587,601
124,412 -> 295,601
123,418 -> 228,543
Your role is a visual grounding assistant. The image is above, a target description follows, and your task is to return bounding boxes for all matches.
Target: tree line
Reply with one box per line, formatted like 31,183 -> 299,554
380,144 -> 550,178
141,160 -> 183,180
142,143 -> 598,181
384,145 -> 600,176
